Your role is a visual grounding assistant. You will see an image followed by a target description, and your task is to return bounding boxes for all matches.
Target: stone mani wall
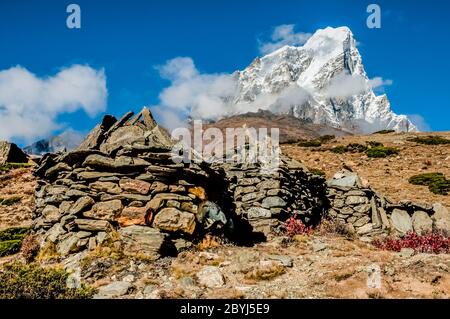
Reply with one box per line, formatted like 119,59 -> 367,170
327,170 -> 450,236
33,148 -> 232,258
32,108 -> 329,259
221,156 -> 327,235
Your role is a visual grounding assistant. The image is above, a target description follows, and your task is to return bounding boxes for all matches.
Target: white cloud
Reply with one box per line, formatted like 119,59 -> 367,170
407,114 -> 431,132
325,72 -> 367,98
0,65 -> 107,142
152,57 -> 314,131
369,76 -> 393,92
259,24 -> 312,55
153,57 -> 237,130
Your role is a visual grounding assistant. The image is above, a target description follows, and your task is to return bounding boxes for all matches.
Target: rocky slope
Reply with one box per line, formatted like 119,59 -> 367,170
23,130 -> 85,156
204,110 -> 352,144
231,26 -> 416,133
283,131 -> 450,208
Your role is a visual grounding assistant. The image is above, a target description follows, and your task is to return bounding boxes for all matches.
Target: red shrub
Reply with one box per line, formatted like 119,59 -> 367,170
284,215 -> 313,237
373,232 -> 450,254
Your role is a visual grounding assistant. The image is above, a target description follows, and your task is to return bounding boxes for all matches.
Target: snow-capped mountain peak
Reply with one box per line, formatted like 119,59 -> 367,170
233,26 -> 417,133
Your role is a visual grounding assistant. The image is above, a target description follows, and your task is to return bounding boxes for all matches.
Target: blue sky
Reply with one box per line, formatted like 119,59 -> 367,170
1,0 -> 449,145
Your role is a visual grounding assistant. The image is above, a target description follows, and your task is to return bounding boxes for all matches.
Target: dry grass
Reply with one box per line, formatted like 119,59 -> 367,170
243,262 -> 286,281
283,131 -> 450,207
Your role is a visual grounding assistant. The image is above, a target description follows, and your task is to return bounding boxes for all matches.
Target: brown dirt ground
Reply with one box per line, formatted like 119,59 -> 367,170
0,167 -> 36,229
282,131 -> 450,208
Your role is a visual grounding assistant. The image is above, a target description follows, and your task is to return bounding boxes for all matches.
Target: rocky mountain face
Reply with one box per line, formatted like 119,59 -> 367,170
232,26 -> 416,133
206,110 -> 352,144
23,131 -> 85,156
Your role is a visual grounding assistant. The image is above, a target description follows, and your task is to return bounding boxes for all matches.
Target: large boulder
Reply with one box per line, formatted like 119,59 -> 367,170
327,170 -> 362,188
432,203 -> 450,234
0,141 -> 28,166
390,209 -> 413,235
118,225 -> 167,259
153,207 -> 196,235
411,211 -> 433,235
83,200 -> 123,221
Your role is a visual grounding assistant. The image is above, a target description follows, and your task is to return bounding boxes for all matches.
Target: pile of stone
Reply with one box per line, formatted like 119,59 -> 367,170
0,141 -> 28,166
327,170 -> 450,236
33,108 -> 234,258
220,156 -> 327,235
32,107 -> 328,258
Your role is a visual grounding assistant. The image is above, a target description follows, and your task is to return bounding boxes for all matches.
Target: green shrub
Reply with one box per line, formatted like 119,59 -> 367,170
409,136 -> 450,145
367,141 -> 384,148
0,227 -> 31,257
366,146 -> 399,158
0,227 -> 31,241
330,145 -> 347,154
329,143 -> 367,154
0,163 -> 31,172
0,240 -> 22,257
0,262 -> 96,299
318,135 -> 335,143
409,173 -> 450,195
0,196 -> 22,206
308,168 -> 326,177
298,140 -> 322,147
329,142 -> 399,158
372,129 -> 395,135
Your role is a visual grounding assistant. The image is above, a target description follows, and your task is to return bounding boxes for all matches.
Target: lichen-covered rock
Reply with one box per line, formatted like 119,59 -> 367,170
70,196 -> 95,215
89,181 -> 122,195
118,225 -> 167,259
119,178 -> 151,195
247,207 -> 271,220
75,219 -> 111,231
432,203 -> 450,234
412,211 -> 433,235
153,207 -> 196,235
117,206 -> 148,227
390,209 -> 413,235
261,196 -> 286,208
83,200 -> 123,221
196,266 -> 225,288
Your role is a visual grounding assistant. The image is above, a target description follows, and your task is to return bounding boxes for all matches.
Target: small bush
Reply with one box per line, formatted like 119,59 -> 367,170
318,218 -> 355,239
330,143 -> 367,154
308,168 -> 326,177
20,234 -> 41,263
0,163 -> 31,172
244,263 -> 285,281
284,215 -> 313,237
0,227 -> 31,257
373,232 -> 450,254
0,240 -> 22,257
329,145 -> 346,154
372,129 -> 395,135
0,196 -> 22,206
409,173 -> 450,195
298,140 -> 322,147
0,227 -> 30,242
367,141 -> 384,148
366,146 -> 399,158
318,135 -> 335,143
409,136 -> 450,145
0,262 -> 95,299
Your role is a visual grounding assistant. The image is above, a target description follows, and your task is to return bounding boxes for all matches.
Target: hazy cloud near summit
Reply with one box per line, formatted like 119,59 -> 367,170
259,24 -> 312,55
153,57 -> 237,130
0,65 -> 107,143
